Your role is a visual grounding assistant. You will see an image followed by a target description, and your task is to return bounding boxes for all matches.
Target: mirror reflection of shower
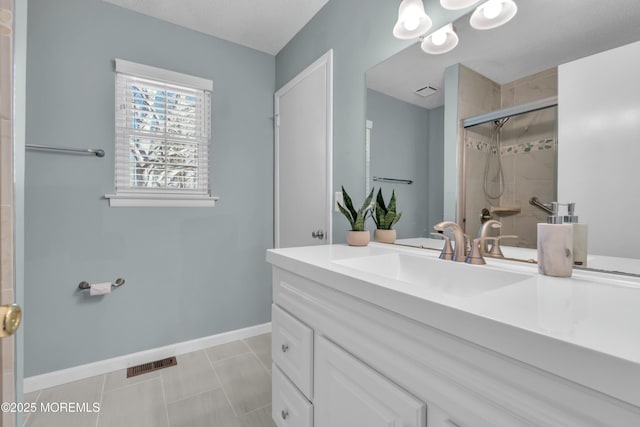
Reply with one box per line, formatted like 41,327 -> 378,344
461,67 -> 558,250
483,117 -> 509,200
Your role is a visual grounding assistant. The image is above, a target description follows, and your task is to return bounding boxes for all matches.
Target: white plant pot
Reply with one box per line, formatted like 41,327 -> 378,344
346,230 -> 370,247
374,229 -> 397,244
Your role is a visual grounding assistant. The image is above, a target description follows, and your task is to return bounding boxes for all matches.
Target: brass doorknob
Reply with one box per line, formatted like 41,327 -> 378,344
0,304 -> 21,338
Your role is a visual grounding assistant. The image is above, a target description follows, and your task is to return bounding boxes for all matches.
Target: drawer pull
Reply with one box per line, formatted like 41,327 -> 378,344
281,409 -> 289,420
281,343 -> 290,352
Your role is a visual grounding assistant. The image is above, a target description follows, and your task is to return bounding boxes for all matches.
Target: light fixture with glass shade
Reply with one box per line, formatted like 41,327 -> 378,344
440,0 -> 480,10
421,23 -> 459,54
470,0 -> 517,30
393,0 -> 433,39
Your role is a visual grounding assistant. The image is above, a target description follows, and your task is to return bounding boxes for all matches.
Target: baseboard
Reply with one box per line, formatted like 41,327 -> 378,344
24,322 -> 271,394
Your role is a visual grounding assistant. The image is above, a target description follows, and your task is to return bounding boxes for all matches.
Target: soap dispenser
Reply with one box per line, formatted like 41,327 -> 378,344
537,202 -> 573,277
563,203 -> 588,267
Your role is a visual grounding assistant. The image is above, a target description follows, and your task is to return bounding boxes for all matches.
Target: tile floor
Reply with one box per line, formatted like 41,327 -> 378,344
23,333 -> 276,427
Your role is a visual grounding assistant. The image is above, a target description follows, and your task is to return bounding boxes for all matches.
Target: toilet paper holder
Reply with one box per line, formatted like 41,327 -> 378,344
78,278 -> 125,290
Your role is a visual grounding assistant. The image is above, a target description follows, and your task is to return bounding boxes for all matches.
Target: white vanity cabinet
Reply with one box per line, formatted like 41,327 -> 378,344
314,335 -> 426,427
272,364 -> 313,427
271,304 -> 314,427
271,300 -> 427,427
270,268 -> 465,427
271,304 -> 314,399
269,260 -> 640,427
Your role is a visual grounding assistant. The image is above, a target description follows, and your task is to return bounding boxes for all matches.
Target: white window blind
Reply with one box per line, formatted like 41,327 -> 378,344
107,59 -> 216,207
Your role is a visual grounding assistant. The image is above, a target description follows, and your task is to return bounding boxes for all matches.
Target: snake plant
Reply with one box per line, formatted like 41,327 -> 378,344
337,186 -> 374,231
372,189 -> 402,230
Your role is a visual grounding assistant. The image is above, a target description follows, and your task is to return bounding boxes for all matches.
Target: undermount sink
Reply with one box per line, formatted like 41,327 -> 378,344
334,252 -> 530,297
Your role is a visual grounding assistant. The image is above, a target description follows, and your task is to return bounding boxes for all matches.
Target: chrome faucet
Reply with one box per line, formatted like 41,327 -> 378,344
433,221 -> 466,262
466,237 -> 491,265
488,234 -> 518,257
479,219 -> 519,258
430,232 -> 453,260
479,219 -> 502,256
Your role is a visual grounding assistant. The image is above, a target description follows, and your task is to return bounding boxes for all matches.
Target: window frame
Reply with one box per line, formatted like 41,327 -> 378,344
105,59 -> 218,208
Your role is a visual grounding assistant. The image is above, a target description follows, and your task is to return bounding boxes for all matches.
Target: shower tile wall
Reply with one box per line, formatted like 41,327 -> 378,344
461,67 -> 557,248
458,65 -> 501,121
458,66 -> 500,239
463,130 -> 492,238
499,69 -> 557,247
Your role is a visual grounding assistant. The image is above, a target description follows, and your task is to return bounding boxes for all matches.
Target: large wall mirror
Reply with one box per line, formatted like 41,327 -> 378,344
366,0 -> 640,274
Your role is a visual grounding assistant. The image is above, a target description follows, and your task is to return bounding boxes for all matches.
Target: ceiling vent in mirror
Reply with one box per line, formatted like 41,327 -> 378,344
415,85 -> 438,97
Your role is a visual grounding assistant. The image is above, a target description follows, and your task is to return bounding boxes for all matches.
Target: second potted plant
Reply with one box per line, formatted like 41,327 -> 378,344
337,186 -> 374,246
373,189 -> 402,244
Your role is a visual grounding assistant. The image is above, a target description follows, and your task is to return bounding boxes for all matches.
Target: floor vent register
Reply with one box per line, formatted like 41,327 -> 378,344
126,356 -> 177,378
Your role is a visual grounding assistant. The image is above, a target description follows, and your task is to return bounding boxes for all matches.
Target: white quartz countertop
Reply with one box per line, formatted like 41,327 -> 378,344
266,243 -> 640,407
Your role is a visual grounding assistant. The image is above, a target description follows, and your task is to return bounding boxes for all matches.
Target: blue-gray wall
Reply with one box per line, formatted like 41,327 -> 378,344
24,0 -> 275,376
366,89 -> 444,237
276,0 -> 467,242
23,0 -> 469,377
428,105 -> 445,226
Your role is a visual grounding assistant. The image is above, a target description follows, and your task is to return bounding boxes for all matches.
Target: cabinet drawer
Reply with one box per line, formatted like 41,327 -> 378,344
314,335 -> 426,427
272,304 -> 314,399
428,404 -> 466,427
272,364 -> 313,427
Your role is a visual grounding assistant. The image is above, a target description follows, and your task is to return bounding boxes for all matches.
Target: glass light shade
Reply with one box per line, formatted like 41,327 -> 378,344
393,0 -> 433,40
482,0 -> 502,19
421,23 -> 459,54
440,0 -> 480,10
431,29 -> 448,46
470,0 -> 517,30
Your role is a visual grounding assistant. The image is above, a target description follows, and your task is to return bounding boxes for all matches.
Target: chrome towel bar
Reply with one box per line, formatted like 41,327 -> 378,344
373,176 -> 413,185
26,144 -> 105,157
78,278 -> 125,290
529,196 -> 553,215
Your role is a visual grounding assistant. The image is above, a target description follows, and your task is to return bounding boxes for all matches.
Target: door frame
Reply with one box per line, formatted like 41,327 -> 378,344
274,49 -> 333,248
2,1 -> 28,426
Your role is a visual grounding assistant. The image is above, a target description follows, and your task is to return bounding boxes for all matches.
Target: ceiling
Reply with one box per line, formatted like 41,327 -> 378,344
367,0 -> 640,109
102,0 -> 330,55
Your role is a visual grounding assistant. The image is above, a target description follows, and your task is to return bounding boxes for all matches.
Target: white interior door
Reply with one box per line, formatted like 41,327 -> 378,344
274,50 -> 333,249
